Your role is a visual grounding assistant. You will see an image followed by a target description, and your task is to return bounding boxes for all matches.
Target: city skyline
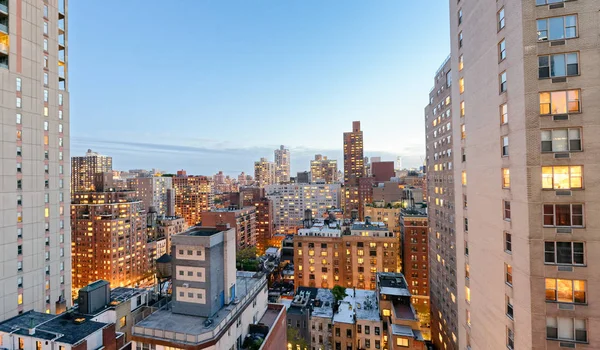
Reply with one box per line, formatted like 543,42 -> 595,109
68,0 -> 449,175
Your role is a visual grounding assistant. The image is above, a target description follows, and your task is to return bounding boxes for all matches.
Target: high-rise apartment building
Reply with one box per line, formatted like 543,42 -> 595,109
274,145 -> 291,183
172,171 -> 213,226
343,121 -> 365,217
0,0 -> 71,321
127,176 -> 173,217
254,157 -> 276,188
71,149 -> 112,193
71,191 -> 148,295
424,56 -> 457,349
448,1 -> 599,349
266,183 -> 341,234
310,154 -> 338,184
202,207 -> 257,249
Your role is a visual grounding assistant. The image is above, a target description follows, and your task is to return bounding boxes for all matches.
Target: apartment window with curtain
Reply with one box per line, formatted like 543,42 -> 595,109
539,90 -> 580,115
542,166 -> 582,189
543,204 -> 584,227
541,129 -> 581,152
546,317 -> 587,343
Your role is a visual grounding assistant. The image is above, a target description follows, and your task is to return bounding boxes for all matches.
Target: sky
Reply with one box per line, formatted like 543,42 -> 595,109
69,0 -> 450,176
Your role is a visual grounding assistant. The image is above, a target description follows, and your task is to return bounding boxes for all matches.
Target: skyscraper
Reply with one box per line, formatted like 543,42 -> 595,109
343,121 -> 365,217
254,157 -> 276,188
274,145 -> 290,183
0,0 -> 71,320
449,1 -> 599,349
71,149 -> 112,193
424,56 -> 456,349
310,154 -> 338,184
172,171 -> 213,226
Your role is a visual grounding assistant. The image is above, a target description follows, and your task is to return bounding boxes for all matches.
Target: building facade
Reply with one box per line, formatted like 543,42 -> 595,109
274,145 -> 291,184
71,191 -> 148,294
202,207 -> 258,249
131,225 -> 287,349
424,55 -> 457,349
310,154 -> 338,184
266,183 -> 341,234
343,121 -> 365,218
71,149 -> 112,193
254,157 -> 276,188
127,176 -> 174,217
449,1 -> 600,349
0,0 -> 71,321
172,172 -> 213,226
293,219 -> 400,290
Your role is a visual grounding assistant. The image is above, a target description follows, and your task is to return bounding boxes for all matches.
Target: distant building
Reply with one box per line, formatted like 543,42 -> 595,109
127,176 -> 174,216
131,225 -> 287,349
71,191 -> 148,294
172,172 -> 213,226
254,157 -> 276,188
372,181 -> 405,204
296,171 -> 311,184
156,216 -> 188,255
274,145 -> 291,183
71,149 -> 113,192
293,217 -> 399,290
266,183 -> 340,234
202,207 -> 258,249
343,121 -> 365,217
310,154 -> 338,184
371,161 -> 395,182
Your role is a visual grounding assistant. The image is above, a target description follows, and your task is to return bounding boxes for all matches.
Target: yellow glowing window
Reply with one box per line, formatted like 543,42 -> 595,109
462,171 -> 467,185
460,101 -> 465,117
539,90 -> 580,115
459,78 -> 465,94
459,55 -> 464,71
542,166 -> 582,189
45,208 -> 49,218
502,168 -> 510,188
465,286 -> 471,302
18,294 -> 23,305
383,309 -> 391,317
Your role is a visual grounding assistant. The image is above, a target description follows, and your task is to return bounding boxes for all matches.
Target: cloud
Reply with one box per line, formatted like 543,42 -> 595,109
71,137 -> 424,176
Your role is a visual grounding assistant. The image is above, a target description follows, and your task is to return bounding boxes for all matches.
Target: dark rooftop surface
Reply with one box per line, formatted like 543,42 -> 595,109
111,287 -> 146,302
393,302 -> 418,321
79,279 -> 109,292
377,272 -> 408,289
0,311 -> 108,345
258,308 -> 280,328
183,227 -> 223,237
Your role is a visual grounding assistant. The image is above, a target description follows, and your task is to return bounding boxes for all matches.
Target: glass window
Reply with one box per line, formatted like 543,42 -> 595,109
504,201 -> 511,220
539,53 -> 579,78
505,232 -> 512,253
499,39 -> 506,61
505,264 -> 512,285
545,241 -> 585,265
499,71 -> 507,92
16,78 -> 21,91
545,279 -> 586,303
500,103 -> 508,124
502,136 -> 509,156
502,168 -> 510,188
542,166 -> 582,189
543,204 -> 584,227
541,128 -> 581,152
539,90 -> 580,115
537,15 -> 577,41
498,8 -> 505,30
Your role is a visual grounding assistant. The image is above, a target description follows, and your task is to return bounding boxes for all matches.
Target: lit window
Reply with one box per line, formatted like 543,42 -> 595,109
500,103 -> 508,124
462,171 -> 467,186
539,90 -> 580,115
396,338 -> 409,347
502,168 -> 510,188
465,285 -> 470,303
545,279 -> 586,304
505,263 -> 512,286
460,101 -> 465,117
459,78 -> 464,94
458,55 -> 464,71
542,166 -> 582,189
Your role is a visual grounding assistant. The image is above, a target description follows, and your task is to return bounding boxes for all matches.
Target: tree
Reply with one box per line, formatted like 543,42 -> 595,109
332,285 -> 347,303
237,247 -> 258,262
287,327 -> 308,350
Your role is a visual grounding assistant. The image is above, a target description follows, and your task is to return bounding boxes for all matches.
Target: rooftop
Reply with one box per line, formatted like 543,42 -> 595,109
333,289 -> 380,324
133,273 -> 266,345
111,287 -> 147,303
392,324 -> 425,341
350,221 -> 389,231
181,226 -> 225,237
79,279 -> 109,293
377,272 -> 411,297
0,311 -> 108,345
311,289 -> 334,319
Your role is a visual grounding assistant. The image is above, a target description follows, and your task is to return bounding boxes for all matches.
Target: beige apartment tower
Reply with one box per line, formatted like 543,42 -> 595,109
71,149 -> 112,193
450,0 -> 599,349
0,0 -> 71,320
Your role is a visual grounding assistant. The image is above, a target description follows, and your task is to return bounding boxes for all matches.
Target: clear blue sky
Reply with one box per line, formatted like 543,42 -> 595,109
69,0 -> 449,176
